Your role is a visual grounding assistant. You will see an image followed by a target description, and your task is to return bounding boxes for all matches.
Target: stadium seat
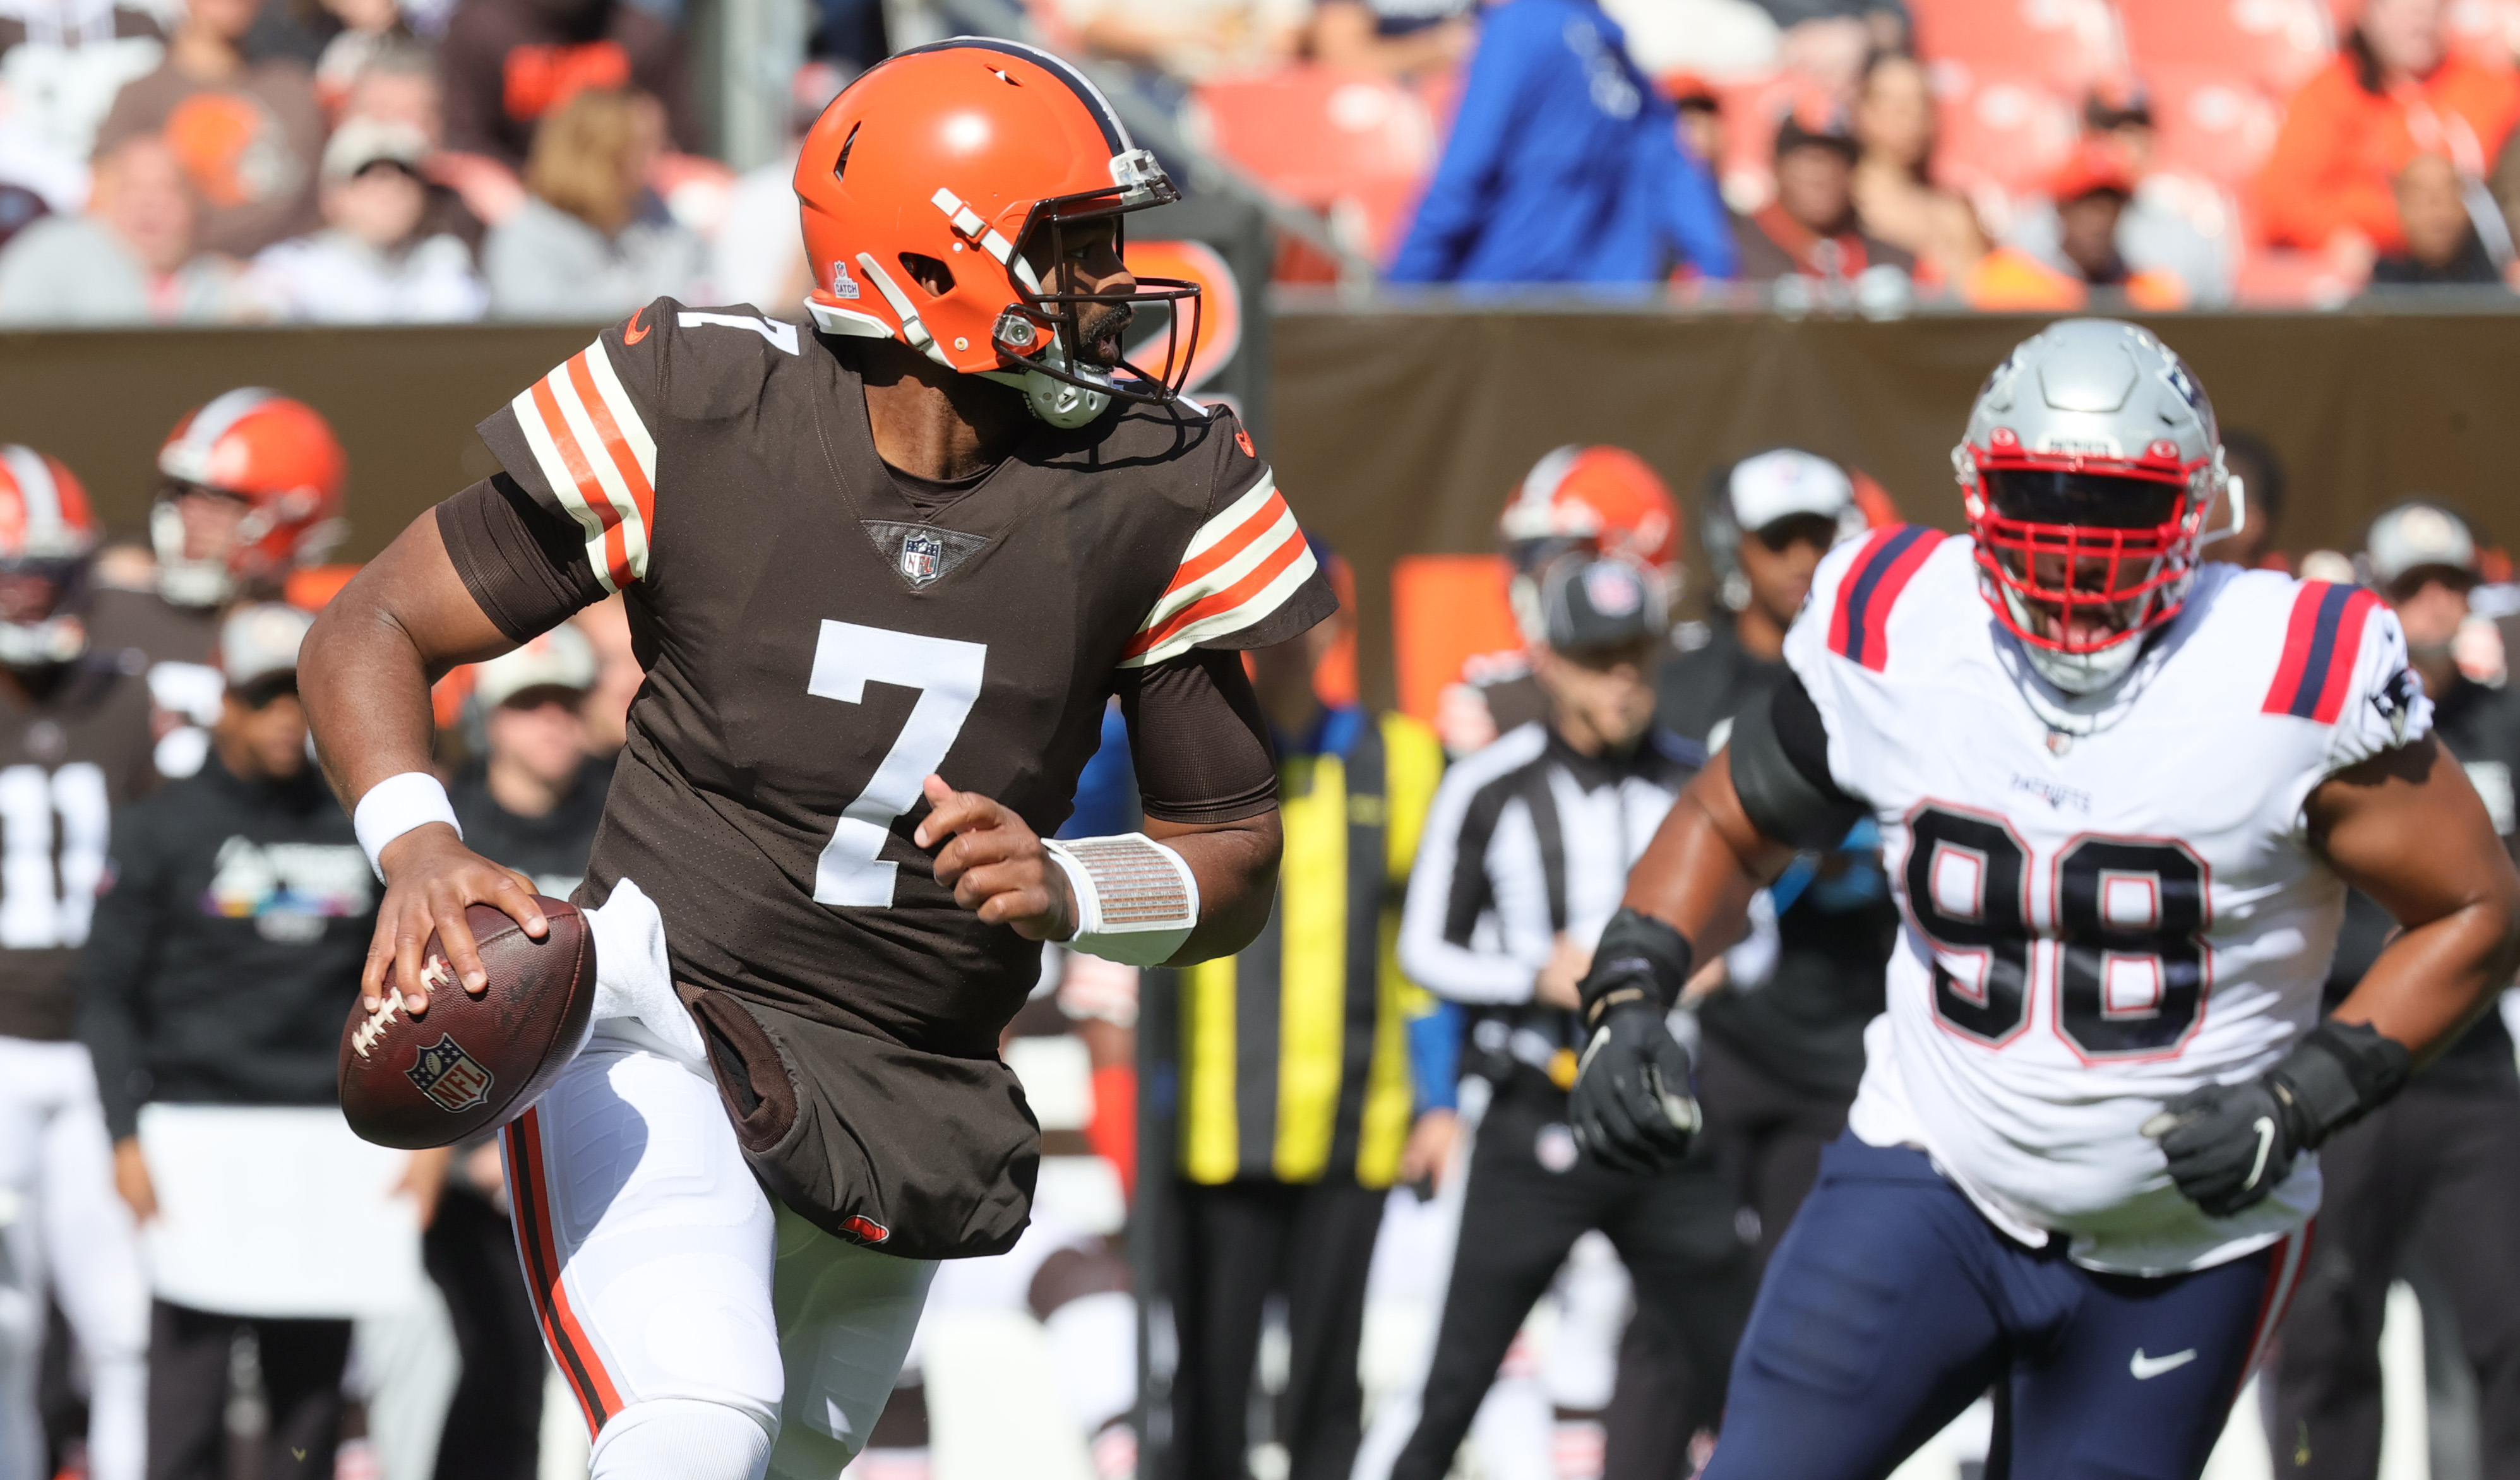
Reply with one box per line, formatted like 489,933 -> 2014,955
1908,0 -> 2125,95
1930,61 -> 2081,207
2117,0 -> 2336,97
1185,67 -> 1438,263
2145,64 -> 2285,190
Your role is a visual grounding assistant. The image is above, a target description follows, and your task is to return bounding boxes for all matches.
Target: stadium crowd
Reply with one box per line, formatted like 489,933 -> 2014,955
0,367 -> 2511,1480
0,0 -> 2517,319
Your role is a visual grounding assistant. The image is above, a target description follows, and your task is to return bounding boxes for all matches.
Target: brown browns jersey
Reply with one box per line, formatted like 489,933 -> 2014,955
453,299 -> 1334,1059
86,585 -> 222,780
0,652 -> 159,1040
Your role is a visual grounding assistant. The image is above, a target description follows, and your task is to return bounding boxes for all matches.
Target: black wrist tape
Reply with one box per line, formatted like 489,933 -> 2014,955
2268,1020 -> 2413,1149
1577,908 -> 1695,1027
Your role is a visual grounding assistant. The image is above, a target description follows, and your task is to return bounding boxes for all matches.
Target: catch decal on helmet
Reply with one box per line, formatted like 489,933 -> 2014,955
794,37 -> 1201,429
1955,318 -> 2226,695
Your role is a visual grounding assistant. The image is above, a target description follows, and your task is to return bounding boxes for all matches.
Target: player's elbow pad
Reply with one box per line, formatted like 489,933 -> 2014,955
1728,677 -> 1867,849
2269,1020 -> 2412,1149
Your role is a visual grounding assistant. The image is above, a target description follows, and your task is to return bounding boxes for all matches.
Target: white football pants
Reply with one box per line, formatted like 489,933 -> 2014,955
0,1036 -> 148,1480
500,1025 -> 937,1480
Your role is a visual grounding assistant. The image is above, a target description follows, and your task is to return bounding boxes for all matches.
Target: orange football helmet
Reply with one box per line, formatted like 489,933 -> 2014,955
794,37 -> 1199,429
0,445 -> 99,667
1498,445 -> 1681,573
154,390 -> 348,607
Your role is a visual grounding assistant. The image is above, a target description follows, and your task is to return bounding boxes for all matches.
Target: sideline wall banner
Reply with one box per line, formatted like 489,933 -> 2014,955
1274,309 -> 2520,707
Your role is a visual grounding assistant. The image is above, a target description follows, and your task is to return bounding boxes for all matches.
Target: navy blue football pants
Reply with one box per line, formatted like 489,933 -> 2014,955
1701,1137 -> 2307,1480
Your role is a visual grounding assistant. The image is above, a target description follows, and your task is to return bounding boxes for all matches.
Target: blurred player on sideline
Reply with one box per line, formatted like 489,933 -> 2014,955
89,391 -> 347,779
453,624 -> 613,900
1572,319 -> 2520,1479
1435,446 -> 1681,756
2272,500 -> 2520,1477
1657,448 -> 1892,1263
0,448 -> 151,1480
1375,554 -> 1752,1480
76,604 -> 410,1480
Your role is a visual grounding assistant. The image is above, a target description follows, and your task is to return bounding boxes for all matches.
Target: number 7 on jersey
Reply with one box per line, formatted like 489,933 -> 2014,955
806,621 -> 987,907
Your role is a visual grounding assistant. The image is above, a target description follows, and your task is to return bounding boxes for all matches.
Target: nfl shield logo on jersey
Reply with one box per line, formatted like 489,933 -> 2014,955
900,531 -> 943,585
405,1035 -> 494,1114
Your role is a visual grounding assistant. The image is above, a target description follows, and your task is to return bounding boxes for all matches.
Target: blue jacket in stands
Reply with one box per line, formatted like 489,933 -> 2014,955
1388,0 -> 1735,285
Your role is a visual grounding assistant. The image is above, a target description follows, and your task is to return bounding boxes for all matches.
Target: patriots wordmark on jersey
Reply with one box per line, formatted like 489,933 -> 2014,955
448,298 -> 1333,1054
1792,528 -> 2428,1275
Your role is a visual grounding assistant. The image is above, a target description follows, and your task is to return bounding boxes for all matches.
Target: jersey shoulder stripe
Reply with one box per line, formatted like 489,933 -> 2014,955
1827,524 -> 1946,671
1121,471 -> 1315,666
2262,580 -> 2383,723
509,340 -> 657,592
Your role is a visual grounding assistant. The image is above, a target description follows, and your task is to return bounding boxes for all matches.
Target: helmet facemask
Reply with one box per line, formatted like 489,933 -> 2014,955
149,477 -> 345,609
0,554 -> 89,668
977,177 -> 1202,428
1966,459 -> 2212,694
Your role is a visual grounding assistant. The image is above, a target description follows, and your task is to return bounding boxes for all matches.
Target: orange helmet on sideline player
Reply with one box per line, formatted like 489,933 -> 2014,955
154,390 -> 348,608
1498,445 -> 1680,643
793,37 -> 1200,429
1498,445 -> 1681,573
0,446 -> 100,668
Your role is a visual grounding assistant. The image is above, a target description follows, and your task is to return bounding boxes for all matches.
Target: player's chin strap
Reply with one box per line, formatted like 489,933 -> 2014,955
1043,834 -> 1200,969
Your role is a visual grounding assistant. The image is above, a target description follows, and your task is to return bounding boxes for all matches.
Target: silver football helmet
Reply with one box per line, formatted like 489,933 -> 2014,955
1954,319 -> 2228,694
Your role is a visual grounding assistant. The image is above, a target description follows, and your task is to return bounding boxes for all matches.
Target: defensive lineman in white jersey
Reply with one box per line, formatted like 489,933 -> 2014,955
1562,319 -> 2520,1477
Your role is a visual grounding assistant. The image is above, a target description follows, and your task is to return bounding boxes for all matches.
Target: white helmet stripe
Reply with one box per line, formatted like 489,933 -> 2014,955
1,446 -> 59,542
160,386 -> 277,481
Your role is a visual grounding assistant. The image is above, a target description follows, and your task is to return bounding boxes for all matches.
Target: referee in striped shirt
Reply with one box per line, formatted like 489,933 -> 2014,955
1380,554 -> 1755,1480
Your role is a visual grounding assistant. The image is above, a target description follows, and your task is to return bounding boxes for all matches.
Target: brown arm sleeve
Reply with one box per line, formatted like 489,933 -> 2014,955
1118,650 -> 1278,826
433,474 -> 611,643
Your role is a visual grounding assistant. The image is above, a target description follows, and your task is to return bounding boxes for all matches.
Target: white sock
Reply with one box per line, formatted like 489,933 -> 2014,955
592,1398 -> 775,1480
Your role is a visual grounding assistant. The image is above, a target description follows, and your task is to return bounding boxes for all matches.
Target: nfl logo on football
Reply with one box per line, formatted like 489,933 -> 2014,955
900,530 -> 943,585
406,1034 -> 496,1113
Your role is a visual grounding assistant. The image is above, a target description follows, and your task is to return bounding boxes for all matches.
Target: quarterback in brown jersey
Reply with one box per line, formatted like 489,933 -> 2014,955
300,37 -> 1332,1480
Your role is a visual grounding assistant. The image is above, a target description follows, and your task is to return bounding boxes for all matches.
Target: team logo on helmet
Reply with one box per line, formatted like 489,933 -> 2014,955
405,1034 -> 494,1114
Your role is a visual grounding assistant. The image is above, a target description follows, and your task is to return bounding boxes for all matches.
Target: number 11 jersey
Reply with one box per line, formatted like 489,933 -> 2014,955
446,300 -> 1333,1061
1786,528 -> 2428,1275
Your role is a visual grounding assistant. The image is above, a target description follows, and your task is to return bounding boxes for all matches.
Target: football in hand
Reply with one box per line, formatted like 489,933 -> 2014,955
338,899 -> 597,1150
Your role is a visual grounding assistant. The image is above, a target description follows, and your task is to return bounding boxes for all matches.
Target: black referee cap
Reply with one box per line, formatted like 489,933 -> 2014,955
1539,554 -> 1665,653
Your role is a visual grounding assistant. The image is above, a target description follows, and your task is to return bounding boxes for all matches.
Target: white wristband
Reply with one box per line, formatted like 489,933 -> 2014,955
354,772 -> 463,881
1042,834 -> 1200,969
